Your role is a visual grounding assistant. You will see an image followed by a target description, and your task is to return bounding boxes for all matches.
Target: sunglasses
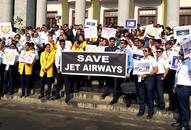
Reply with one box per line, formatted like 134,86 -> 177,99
156,51 -> 162,53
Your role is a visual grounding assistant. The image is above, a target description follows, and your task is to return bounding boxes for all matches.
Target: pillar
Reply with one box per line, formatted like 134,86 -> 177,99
36,0 -> 47,27
75,0 -> 86,25
0,0 -> 13,22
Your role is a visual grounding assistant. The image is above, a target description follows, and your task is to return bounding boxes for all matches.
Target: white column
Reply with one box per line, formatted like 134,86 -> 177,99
75,0 -> 86,25
166,0 -> 180,27
36,0 -> 47,27
0,0 -> 13,22
14,0 -> 36,27
118,0 -> 130,26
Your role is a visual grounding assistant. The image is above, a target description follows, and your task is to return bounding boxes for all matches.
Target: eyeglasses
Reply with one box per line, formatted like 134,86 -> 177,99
156,51 -> 162,53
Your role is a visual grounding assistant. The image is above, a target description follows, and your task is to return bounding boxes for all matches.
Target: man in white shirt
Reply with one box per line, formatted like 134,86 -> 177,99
174,49 -> 191,130
0,39 -> 5,94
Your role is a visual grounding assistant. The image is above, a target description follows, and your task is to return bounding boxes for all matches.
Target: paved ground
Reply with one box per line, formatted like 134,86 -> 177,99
0,100 -> 175,130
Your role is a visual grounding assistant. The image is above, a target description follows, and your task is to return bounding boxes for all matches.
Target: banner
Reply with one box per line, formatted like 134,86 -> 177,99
84,19 -> 97,28
2,49 -> 17,65
84,27 -> 98,39
133,60 -> 150,75
170,56 -> 179,70
61,52 -> 127,78
125,19 -> 137,29
174,25 -> 191,39
181,37 -> 191,58
101,27 -> 116,40
0,22 -> 12,37
19,51 -> 35,64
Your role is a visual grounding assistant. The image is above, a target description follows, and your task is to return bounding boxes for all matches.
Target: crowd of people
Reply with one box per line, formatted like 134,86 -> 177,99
0,23 -> 190,130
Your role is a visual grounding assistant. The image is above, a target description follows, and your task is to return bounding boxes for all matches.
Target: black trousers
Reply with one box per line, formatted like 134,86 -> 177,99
21,75 -> 31,96
40,73 -> 52,97
0,64 -> 5,93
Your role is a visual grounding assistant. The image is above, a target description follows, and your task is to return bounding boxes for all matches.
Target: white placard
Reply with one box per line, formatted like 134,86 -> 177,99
2,49 -> 17,65
133,60 -> 150,75
144,26 -> 163,39
96,46 -> 106,52
174,25 -> 191,39
19,51 -> 35,64
84,27 -> 98,39
101,27 -> 116,40
181,37 -> 191,58
0,22 -> 12,38
84,19 -> 97,28
125,19 -> 137,29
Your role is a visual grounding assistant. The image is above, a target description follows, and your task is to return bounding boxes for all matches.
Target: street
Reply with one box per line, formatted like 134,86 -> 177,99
0,100 -> 175,130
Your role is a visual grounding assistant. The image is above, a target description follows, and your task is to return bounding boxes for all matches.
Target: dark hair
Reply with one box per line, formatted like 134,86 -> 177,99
45,44 -> 51,48
157,47 -> 164,52
59,39 -> 65,43
144,47 -> 154,56
0,38 -> 5,45
109,37 -> 116,41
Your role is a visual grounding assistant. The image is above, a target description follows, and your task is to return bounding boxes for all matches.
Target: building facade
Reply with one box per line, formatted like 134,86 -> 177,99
48,0 -> 191,28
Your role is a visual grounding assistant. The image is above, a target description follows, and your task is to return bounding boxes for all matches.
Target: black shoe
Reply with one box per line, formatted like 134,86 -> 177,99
176,127 -> 190,130
38,95 -> 44,99
166,106 -> 173,111
65,97 -> 71,103
171,122 -> 181,127
101,93 -> 109,99
136,112 -> 144,117
51,96 -> 61,100
20,94 -> 24,98
146,114 -> 153,119
109,98 -> 118,105
157,106 -> 165,111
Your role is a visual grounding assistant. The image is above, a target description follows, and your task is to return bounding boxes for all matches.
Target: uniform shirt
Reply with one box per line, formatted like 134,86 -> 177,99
163,49 -> 178,64
156,55 -> 169,74
55,48 -> 68,69
176,58 -> 191,86
140,55 -> 158,73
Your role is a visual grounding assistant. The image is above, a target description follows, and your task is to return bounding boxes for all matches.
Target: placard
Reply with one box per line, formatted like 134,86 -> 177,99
19,51 -> 35,64
125,19 -> 137,29
181,37 -> 191,58
133,60 -> 150,75
101,27 -> 116,40
2,49 -> 16,65
174,25 -> 191,39
0,22 -> 12,37
84,19 -> 97,28
170,56 -> 179,70
84,27 -> 98,39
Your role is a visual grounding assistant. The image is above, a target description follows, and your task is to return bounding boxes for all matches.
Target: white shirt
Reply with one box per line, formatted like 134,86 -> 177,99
55,48 -> 69,69
156,55 -> 169,74
176,58 -> 191,86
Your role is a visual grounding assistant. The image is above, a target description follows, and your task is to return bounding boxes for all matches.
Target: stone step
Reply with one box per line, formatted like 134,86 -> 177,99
0,93 -> 173,120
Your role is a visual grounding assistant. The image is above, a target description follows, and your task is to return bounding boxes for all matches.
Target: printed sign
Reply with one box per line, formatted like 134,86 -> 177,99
101,27 -> 116,40
19,51 -> 35,64
0,22 -> 12,37
174,25 -> 191,39
170,56 -> 179,70
125,19 -> 137,29
2,49 -> 17,65
61,52 -> 127,78
181,37 -> 191,58
133,61 -> 150,75
84,19 -> 97,28
84,27 -> 98,39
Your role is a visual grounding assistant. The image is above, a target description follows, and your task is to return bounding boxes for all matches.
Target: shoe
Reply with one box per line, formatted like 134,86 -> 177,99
157,106 -> 165,111
176,127 -> 190,130
146,114 -> 153,119
171,122 -> 181,127
109,98 -> 118,105
46,96 -> 50,100
65,97 -> 71,103
101,93 -> 109,99
20,94 -> 24,98
51,96 -> 61,100
166,106 -> 173,111
136,112 -> 144,117
38,95 -> 44,99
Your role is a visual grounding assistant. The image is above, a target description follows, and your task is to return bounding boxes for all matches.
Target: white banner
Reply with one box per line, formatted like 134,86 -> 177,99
2,49 -> 17,65
101,27 -> 116,40
19,51 -> 35,64
133,60 -> 150,75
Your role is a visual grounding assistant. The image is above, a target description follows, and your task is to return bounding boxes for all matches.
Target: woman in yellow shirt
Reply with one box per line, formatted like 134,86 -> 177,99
39,44 -> 55,99
18,42 -> 34,97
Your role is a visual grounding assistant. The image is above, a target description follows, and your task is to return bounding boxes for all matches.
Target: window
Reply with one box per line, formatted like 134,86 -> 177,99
138,8 -> 157,26
47,11 -> 57,27
72,10 -> 88,25
104,10 -> 118,26
180,8 -> 191,26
